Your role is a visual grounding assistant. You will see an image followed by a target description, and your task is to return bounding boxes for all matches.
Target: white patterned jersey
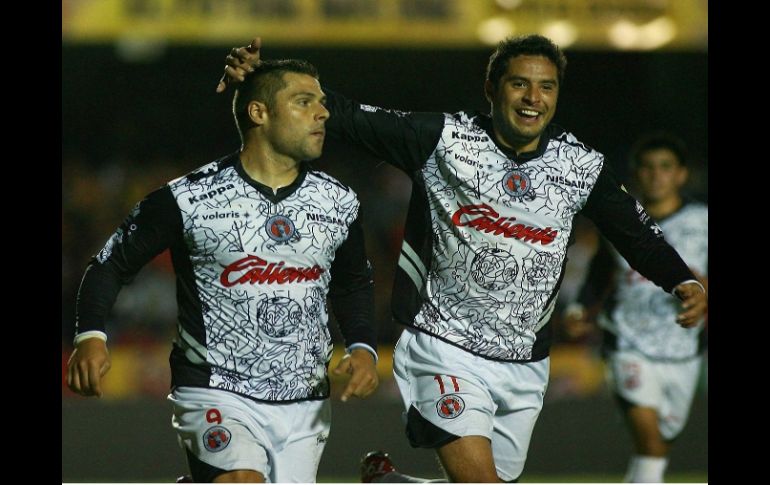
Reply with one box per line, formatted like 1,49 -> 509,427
326,90 -> 696,362
77,153 -> 376,402
598,202 -> 708,360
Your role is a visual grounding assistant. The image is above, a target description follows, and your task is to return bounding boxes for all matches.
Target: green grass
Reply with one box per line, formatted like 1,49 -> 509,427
317,473 -> 707,483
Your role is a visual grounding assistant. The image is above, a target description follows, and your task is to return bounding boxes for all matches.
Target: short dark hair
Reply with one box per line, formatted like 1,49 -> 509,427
233,59 -> 319,138
486,34 -> 567,89
629,132 -> 689,168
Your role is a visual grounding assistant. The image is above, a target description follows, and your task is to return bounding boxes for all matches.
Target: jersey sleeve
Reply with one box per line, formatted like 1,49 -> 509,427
75,185 -> 183,335
580,163 -> 695,293
324,88 -> 445,174
327,212 -> 377,355
575,236 -> 618,309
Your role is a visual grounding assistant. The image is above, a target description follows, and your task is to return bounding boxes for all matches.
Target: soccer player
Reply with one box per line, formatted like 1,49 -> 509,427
563,133 -> 707,483
67,59 -> 379,483
219,36 -> 707,482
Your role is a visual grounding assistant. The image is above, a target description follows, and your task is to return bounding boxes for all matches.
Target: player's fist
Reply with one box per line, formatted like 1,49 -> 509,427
67,337 -> 111,398
673,281 -> 707,328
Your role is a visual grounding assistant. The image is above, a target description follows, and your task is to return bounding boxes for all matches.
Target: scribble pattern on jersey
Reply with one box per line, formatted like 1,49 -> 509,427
600,203 -> 708,360
410,113 -> 604,360
166,162 -> 359,401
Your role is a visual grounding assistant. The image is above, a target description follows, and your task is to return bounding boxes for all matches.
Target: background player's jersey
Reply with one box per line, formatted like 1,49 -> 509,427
326,90 -> 694,362
599,202 -> 708,360
77,153 -> 375,402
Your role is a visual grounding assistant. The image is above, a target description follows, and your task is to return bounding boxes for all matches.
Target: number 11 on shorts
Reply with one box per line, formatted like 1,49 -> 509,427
433,374 -> 460,394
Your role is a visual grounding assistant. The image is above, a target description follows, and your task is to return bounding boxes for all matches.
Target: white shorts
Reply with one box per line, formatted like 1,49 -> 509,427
393,327 -> 549,481
169,386 -> 330,483
606,350 -> 703,440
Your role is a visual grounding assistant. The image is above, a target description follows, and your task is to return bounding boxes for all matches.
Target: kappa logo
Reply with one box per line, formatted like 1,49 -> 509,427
265,215 -> 296,242
436,394 -> 465,419
203,425 -> 232,452
502,170 -> 532,197
187,184 -> 236,204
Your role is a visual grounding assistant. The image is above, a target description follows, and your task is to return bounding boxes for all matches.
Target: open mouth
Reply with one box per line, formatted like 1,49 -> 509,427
516,109 -> 541,120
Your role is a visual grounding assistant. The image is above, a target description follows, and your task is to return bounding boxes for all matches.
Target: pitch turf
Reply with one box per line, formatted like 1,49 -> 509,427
316,472 -> 707,483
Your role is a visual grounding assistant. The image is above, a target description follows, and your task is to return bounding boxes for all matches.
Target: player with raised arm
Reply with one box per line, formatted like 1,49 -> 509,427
218,37 -> 706,483
68,59 -> 379,483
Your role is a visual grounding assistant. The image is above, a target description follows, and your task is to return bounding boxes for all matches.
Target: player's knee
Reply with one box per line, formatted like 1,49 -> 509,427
212,469 -> 266,483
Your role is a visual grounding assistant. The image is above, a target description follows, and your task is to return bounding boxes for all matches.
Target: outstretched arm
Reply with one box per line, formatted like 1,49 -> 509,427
581,164 -> 706,328
216,37 -> 444,173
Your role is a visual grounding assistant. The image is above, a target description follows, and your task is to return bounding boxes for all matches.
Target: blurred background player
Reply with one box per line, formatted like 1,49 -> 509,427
219,37 -> 706,483
563,132 -> 707,483
67,59 -> 379,482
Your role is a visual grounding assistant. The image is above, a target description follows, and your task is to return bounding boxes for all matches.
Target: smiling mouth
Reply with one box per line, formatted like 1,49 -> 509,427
516,109 -> 541,119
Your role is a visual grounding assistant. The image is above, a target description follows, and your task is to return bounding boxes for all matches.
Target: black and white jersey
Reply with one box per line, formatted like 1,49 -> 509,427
77,153 -> 376,402
596,202 -> 708,360
326,90 -> 694,362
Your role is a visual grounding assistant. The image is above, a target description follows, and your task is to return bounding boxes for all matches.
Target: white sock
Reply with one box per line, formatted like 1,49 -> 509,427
623,455 -> 668,483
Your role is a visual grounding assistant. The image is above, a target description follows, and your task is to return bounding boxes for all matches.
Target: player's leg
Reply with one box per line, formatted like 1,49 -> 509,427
436,435 -> 501,482
488,357 -> 550,482
393,328 -> 503,482
169,387 -> 272,483
270,399 -> 331,482
607,351 -> 667,483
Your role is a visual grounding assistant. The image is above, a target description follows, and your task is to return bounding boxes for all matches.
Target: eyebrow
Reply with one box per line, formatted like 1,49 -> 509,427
292,91 -> 325,100
507,75 -> 558,85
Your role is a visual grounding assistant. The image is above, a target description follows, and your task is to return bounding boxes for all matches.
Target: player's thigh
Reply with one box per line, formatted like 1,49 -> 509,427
606,351 -> 661,409
659,356 -> 702,440
170,387 -> 271,481
395,330 -> 497,447
489,359 -> 549,482
436,435 -> 500,482
271,400 -> 331,482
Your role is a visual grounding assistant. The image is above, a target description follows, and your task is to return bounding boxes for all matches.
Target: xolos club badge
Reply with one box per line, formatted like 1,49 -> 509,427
265,215 -> 296,242
436,394 -> 465,419
502,169 -> 532,197
203,425 -> 232,452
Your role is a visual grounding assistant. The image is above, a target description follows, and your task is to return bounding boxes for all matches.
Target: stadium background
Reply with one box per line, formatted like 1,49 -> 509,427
61,0 -> 707,481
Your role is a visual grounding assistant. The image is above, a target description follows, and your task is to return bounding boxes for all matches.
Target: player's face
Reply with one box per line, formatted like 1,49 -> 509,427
265,72 -> 329,162
486,55 -> 559,154
635,148 -> 688,203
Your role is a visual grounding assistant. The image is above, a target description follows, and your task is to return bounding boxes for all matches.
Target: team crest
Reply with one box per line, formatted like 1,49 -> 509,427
265,215 -> 296,242
502,170 -> 532,197
203,425 -> 232,452
436,394 -> 465,419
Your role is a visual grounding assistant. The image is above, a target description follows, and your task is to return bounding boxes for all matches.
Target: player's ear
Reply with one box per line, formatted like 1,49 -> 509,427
248,100 -> 268,126
484,79 -> 495,103
676,165 -> 689,187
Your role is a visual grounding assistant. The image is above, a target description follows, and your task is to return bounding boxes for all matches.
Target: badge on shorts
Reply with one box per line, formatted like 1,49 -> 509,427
203,425 -> 232,452
436,394 -> 465,419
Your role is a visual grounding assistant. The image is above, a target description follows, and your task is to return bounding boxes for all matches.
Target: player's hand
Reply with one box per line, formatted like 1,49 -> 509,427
67,337 -> 111,398
333,348 -> 379,402
562,303 -> 594,340
216,37 -> 262,93
673,281 -> 707,328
